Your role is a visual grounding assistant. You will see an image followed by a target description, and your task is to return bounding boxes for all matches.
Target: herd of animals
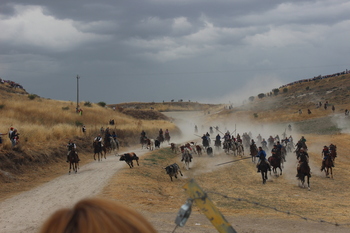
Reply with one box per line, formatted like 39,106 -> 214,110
66,127 -> 337,192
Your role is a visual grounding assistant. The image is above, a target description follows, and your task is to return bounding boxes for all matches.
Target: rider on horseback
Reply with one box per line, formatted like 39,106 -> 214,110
296,148 -> 310,177
321,145 -> 334,171
94,134 -> 103,147
66,139 -> 80,162
256,147 -> 271,172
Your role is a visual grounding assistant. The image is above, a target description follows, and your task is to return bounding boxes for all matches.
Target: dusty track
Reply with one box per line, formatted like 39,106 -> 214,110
1,111 -> 350,233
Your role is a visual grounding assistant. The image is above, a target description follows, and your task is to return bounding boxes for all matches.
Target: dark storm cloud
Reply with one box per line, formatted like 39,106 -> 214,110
1,0 -> 350,104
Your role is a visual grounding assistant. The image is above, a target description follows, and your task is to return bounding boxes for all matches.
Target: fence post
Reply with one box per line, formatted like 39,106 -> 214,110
182,179 -> 237,233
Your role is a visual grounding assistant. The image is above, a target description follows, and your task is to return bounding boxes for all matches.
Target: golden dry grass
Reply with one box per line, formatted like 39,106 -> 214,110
102,133 -> 350,227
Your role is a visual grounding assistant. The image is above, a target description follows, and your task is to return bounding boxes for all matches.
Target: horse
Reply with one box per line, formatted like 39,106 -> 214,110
196,145 -> 202,156
182,148 -> 192,170
330,145 -> 337,164
202,138 -> 209,150
67,149 -> 79,174
164,133 -> 170,144
140,136 -> 148,149
268,155 -> 282,176
258,160 -> 269,184
322,156 -> 334,179
158,134 -> 164,144
214,139 -> 221,151
250,144 -> 258,163
119,152 -> 139,168
236,142 -> 244,157
109,137 -> 119,154
297,161 -> 311,190
93,141 -> 106,161
280,146 -> 287,168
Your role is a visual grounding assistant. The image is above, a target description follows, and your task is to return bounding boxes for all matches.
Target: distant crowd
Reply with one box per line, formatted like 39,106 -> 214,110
280,69 -> 350,89
0,78 -> 25,90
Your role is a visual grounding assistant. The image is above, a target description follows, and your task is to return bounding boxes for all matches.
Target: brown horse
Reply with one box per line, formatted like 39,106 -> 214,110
297,161 -> 311,190
268,156 -> 282,176
68,150 -> 79,174
93,141 -> 106,161
250,144 -> 258,163
322,156 -> 334,178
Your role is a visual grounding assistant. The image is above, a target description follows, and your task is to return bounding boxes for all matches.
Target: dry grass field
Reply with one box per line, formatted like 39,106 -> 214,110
2,74 -> 350,232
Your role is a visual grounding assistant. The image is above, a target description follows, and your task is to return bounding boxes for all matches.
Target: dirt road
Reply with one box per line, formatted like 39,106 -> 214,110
0,149 -> 145,233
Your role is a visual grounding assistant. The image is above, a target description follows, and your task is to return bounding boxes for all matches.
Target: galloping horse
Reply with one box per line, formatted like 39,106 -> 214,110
297,161 -> 311,190
322,156 -> 334,178
250,144 -> 258,163
268,155 -> 282,176
236,141 -> 244,157
214,139 -> 221,151
140,136 -> 148,149
164,132 -> 171,144
93,141 -> 106,161
258,160 -> 269,184
68,149 -> 79,174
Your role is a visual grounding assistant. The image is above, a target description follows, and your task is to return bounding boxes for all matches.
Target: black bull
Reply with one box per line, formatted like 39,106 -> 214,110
119,152 -> 139,168
165,163 -> 183,181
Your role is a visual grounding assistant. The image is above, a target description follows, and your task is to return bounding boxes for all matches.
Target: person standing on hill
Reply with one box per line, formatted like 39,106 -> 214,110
10,129 -> 19,147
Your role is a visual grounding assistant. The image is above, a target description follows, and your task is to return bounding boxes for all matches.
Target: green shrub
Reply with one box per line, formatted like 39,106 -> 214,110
75,121 -> 83,127
62,106 -> 69,110
28,94 -> 38,100
97,102 -> 106,107
84,101 -> 92,107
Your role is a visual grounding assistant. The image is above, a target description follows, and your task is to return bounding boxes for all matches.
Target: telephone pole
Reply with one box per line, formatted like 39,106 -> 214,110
76,75 -> 80,112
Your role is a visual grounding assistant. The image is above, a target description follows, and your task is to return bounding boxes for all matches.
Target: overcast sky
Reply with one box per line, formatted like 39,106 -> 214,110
1,0 -> 350,105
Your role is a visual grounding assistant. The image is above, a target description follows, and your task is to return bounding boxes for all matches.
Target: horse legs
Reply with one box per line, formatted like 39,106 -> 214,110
261,171 -> 266,184
279,166 -> 283,176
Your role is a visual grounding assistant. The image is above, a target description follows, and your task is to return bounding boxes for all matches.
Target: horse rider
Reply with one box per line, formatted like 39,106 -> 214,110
66,140 -> 80,162
271,145 -> 279,158
256,134 -> 262,144
300,136 -> 306,143
140,130 -> 146,139
256,147 -> 271,172
261,138 -> 267,150
159,128 -> 163,137
296,148 -> 309,177
321,145 -> 333,171
165,129 -> 170,138
94,134 -> 103,148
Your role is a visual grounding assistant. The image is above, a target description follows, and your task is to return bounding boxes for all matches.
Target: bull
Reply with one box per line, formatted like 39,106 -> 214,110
119,152 -> 139,168
164,163 -> 183,181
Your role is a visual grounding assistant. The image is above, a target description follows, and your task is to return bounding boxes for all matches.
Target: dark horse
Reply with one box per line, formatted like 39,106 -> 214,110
164,132 -> 170,144
250,144 -> 258,163
258,160 -> 269,184
68,149 -> 79,174
268,155 -> 282,176
140,136 -> 148,149
322,156 -> 334,179
297,161 -> 311,190
93,141 -> 106,161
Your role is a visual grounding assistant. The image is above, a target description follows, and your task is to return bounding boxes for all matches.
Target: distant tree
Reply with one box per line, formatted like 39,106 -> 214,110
283,88 -> 288,93
258,93 -> 265,99
253,113 -> 258,118
272,88 -> 279,96
97,102 -> 106,107
249,96 -> 255,102
84,101 -> 92,107
306,86 -> 310,91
